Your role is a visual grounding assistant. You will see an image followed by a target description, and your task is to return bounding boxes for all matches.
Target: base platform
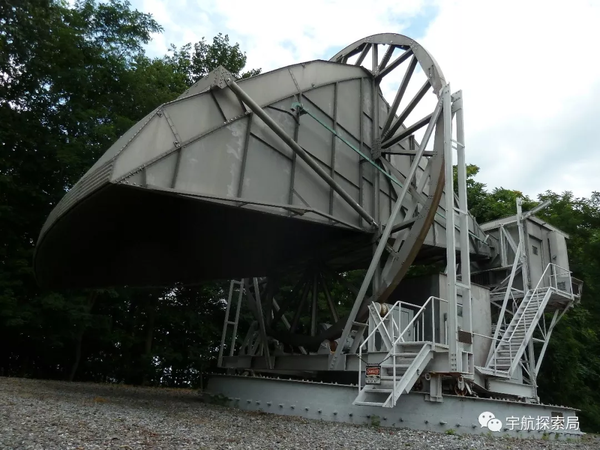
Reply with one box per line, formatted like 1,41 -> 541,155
205,374 -> 583,439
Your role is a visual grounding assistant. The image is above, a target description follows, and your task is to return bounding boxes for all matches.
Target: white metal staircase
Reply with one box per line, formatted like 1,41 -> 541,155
354,297 -> 443,408
354,341 -> 433,407
480,287 -> 552,378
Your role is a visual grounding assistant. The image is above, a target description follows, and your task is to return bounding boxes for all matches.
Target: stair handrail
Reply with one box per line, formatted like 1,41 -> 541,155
505,263 -> 563,345
360,302 -> 398,351
394,296 -> 432,345
356,296 -> 446,408
360,299 -> 434,352
488,263 -> 571,373
547,263 -> 574,295
356,302 -> 401,401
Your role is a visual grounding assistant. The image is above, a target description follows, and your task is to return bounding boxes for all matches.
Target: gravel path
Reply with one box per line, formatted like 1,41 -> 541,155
0,377 -> 597,450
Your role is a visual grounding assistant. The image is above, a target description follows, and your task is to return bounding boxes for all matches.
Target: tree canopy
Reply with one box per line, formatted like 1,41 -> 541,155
0,0 -> 258,386
1,0 -> 600,434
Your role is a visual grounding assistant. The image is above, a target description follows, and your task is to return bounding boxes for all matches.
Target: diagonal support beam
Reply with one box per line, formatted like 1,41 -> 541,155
380,158 -> 429,206
245,278 -> 272,369
382,150 -> 435,157
329,95 -> 444,371
487,242 -> 522,366
381,99 -> 442,280
224,78 -> 377,227
328,170 -> 418,369
534,309 -> 563,374
355,43 -> 372,66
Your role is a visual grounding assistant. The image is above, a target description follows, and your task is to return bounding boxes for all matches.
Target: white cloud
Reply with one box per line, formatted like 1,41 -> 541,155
137,0 -> 432,70
132,0 -> 600,199
420,0 -> 600,198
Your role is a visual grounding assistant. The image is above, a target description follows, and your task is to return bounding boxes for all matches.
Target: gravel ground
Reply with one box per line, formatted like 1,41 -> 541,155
0,377 -> 598,450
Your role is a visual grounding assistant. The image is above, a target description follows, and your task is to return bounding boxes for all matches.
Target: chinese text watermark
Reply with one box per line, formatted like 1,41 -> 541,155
479,411 -> 579,432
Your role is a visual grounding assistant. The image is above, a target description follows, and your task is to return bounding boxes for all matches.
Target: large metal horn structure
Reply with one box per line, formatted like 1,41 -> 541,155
34,34 -> 461,290
35,31 -> 478,353
34,33 -> 583,437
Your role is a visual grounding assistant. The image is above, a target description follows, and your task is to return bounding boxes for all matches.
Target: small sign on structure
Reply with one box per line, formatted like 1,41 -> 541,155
365,364 -> 381,385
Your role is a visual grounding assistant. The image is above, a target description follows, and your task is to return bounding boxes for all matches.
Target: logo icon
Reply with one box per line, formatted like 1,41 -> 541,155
479,411 -> 503,432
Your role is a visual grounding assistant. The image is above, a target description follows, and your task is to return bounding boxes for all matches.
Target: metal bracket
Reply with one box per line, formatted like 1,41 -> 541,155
371,137 -> 382,160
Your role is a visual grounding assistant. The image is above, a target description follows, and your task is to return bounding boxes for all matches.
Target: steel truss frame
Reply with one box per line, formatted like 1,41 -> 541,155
216,34 -> 474,381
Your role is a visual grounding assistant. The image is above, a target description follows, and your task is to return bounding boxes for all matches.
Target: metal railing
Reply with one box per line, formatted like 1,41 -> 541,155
487,263 -> 577,374
356,296 -> 447,402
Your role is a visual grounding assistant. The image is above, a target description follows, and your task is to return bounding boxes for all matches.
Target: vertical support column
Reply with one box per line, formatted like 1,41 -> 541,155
455,91 -> 473,376
310,273 -> 318,337
427,374 -> 444,403
516,199 -> 530,290
372,75 -> 382,295
442,84 -> 460,373
518,198 -> 538,397
499,225 -> 507,267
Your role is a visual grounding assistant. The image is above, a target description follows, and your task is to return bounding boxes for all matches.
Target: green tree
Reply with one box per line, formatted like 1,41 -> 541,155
0,0 -> 259,383
454,165 -> 537,222
533,192 -> 600,431
164,33 -> 261,86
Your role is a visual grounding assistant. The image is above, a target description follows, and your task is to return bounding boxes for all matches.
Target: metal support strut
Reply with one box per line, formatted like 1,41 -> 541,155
224,78 -> 378,228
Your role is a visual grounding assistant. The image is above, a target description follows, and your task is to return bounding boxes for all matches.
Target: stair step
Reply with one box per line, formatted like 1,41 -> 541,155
381,374 -> 408,380
354,401 -> 386,407
364,387 -> 395,393
381,363 -> 412,369
355,343 -> 433,408
397,342 -> 430,348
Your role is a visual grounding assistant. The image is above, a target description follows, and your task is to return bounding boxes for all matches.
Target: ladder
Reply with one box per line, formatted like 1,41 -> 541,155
217,280 -> 244,367
480,288 -> 552,378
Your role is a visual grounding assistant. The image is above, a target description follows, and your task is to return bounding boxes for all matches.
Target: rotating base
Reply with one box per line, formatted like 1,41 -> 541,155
205,374 -> 583,439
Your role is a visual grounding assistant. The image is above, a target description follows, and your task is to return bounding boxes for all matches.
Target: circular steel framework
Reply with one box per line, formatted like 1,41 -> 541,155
260,33 -> 451,348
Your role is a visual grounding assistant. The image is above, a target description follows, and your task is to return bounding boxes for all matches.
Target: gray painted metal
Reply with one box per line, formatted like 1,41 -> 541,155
206,375 -> 582,439
34,33 -> 491,289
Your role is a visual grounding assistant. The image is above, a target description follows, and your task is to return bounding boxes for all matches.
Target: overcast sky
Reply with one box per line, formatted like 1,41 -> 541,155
130,0 -> 599,199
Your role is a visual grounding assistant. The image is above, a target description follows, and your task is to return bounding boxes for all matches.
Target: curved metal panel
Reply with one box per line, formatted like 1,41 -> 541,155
34,36 -> 490,291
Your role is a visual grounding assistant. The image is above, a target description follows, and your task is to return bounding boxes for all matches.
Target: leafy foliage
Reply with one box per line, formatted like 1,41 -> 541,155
0,0 -> 259,386
458,167 -> 600,431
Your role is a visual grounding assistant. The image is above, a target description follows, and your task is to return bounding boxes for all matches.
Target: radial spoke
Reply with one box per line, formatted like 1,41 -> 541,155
382,113 -> 433,149
376,49 -> 413,81
371,43 -> 379,73
355,43 -> 371,66
383,80 -> 431,141
339,45 -> 365,63
391,217 -> 418,233
382,56 -> 418,135
382,150 -> 434,157
378,45 -> 396,73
